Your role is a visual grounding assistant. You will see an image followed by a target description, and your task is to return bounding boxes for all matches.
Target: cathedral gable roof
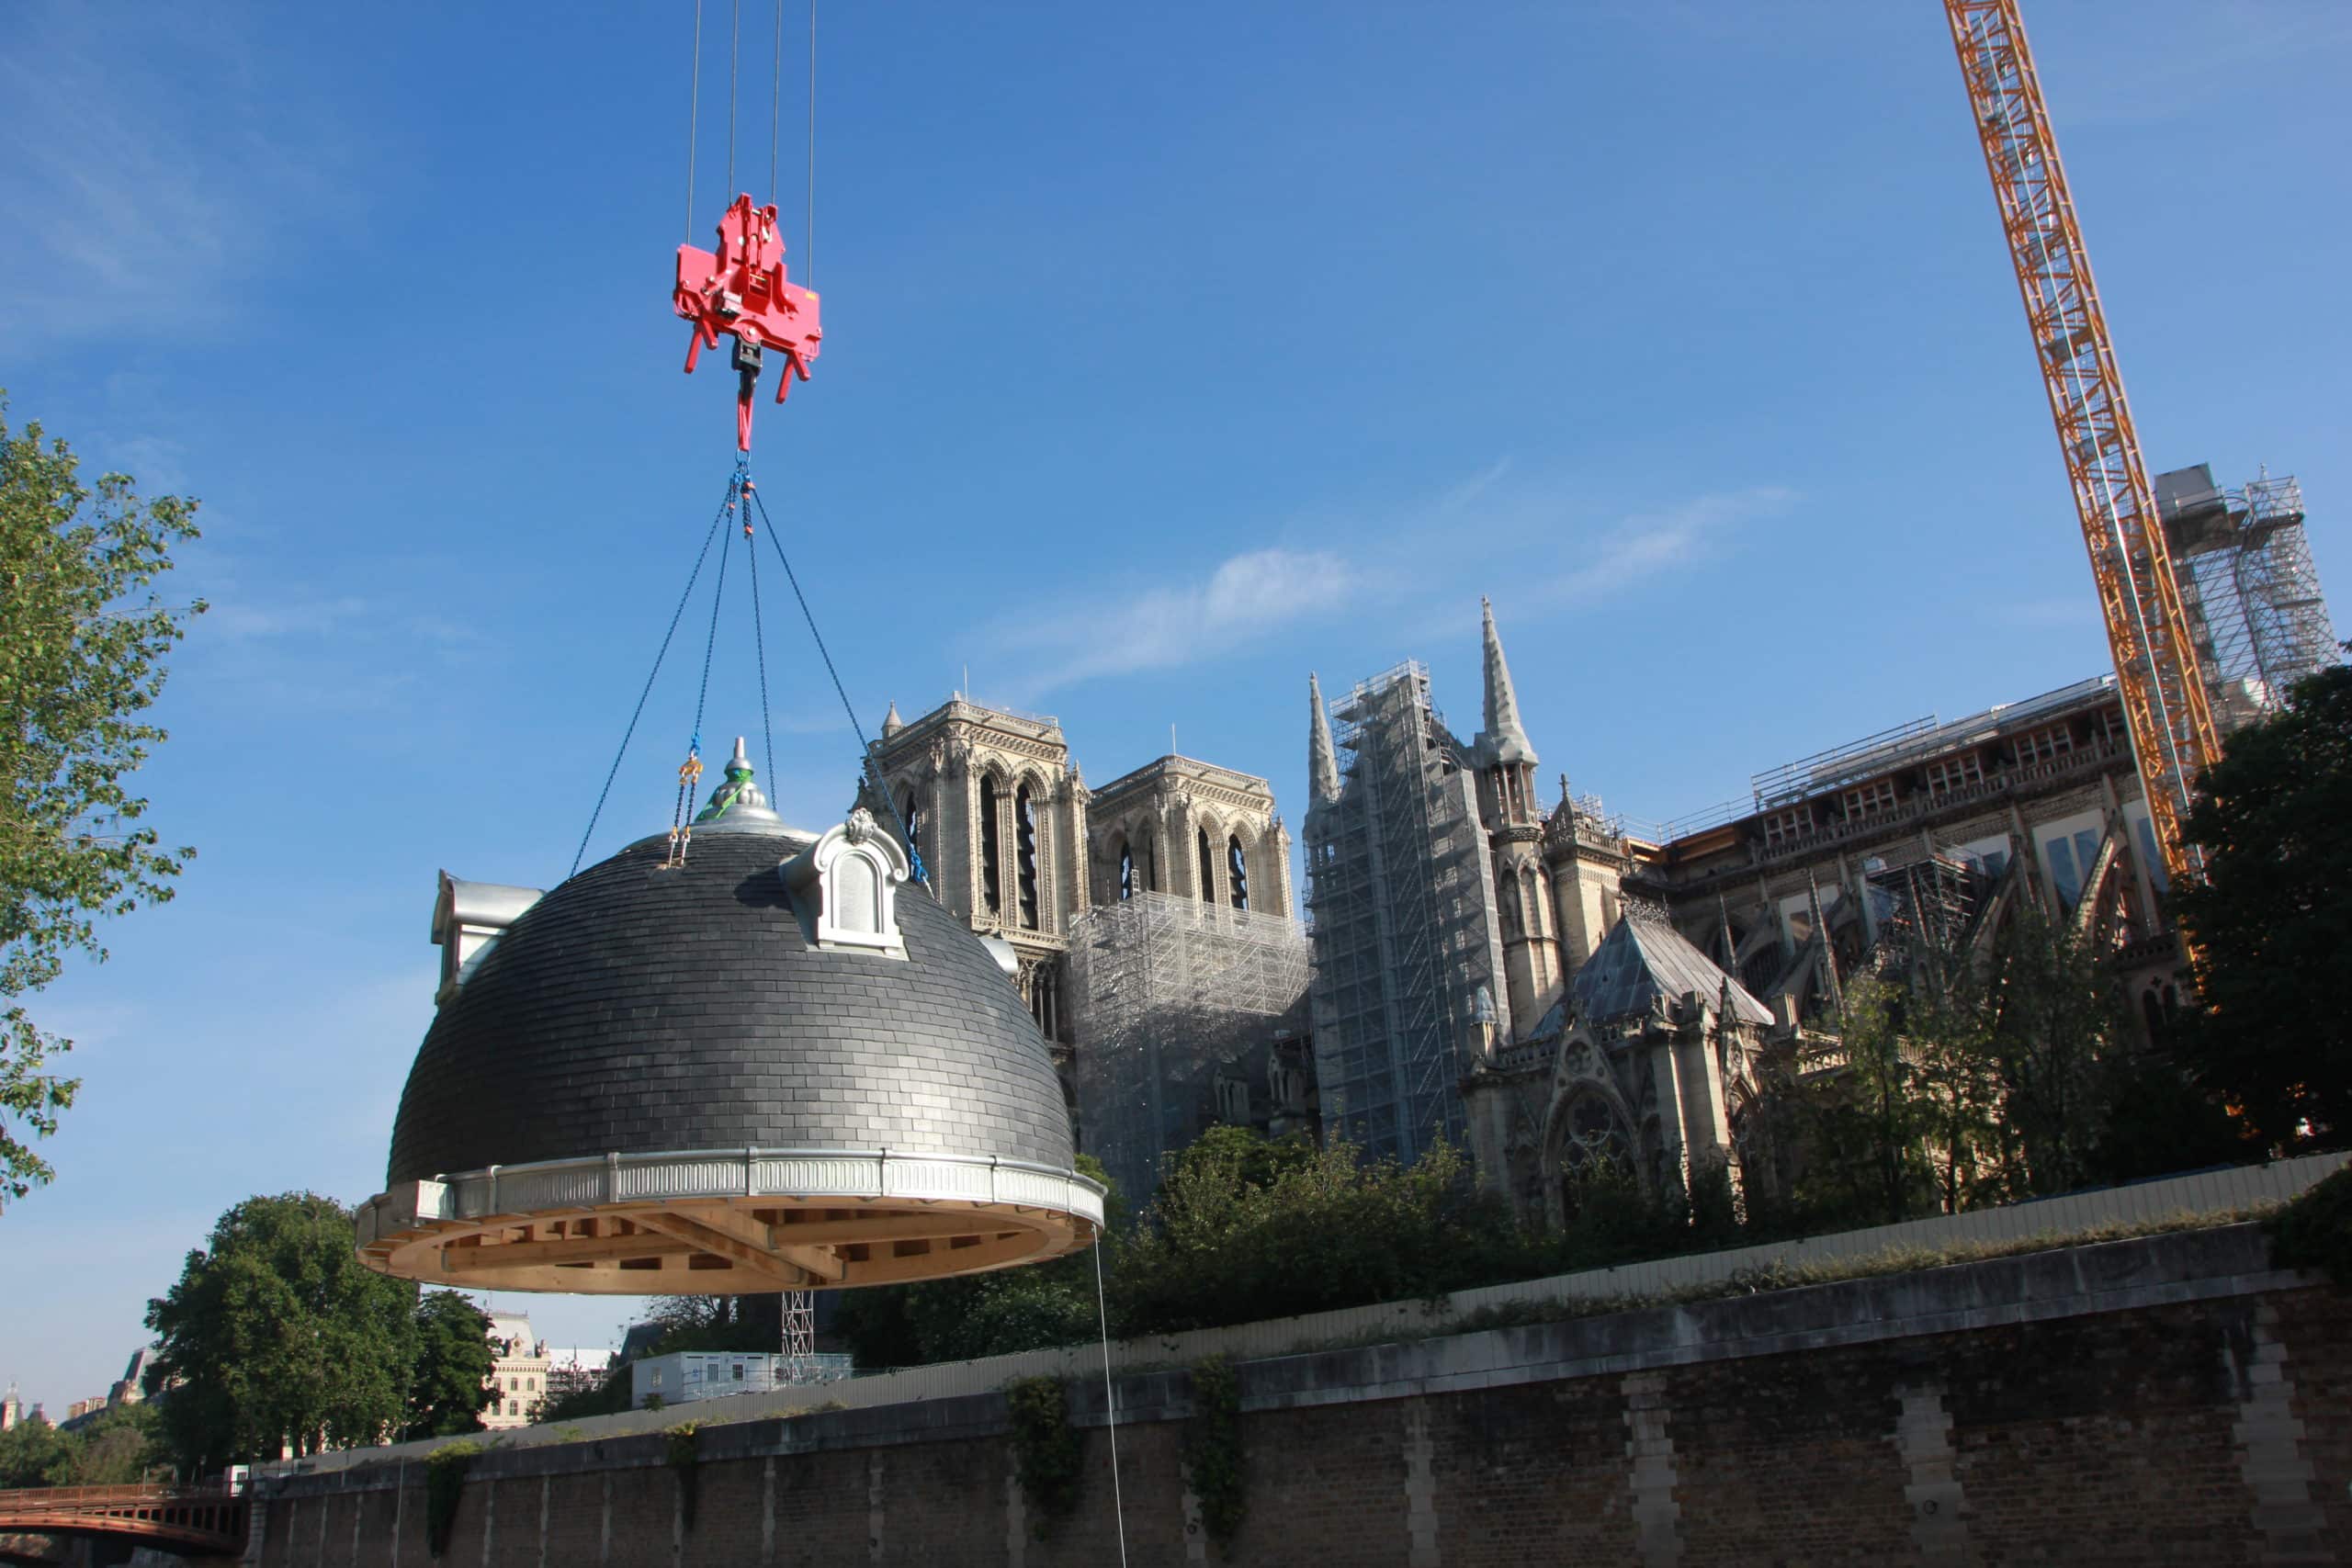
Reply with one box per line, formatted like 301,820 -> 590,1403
1567,910 -> 1775,1029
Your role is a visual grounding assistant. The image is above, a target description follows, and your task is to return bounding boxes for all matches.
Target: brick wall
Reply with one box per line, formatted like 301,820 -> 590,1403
254,1228 -> 2346,1567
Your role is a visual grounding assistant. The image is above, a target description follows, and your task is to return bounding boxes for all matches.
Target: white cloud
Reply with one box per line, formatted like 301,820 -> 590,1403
971,468 -> 1792,698
205,594 -> 372,644
0,6 -> 349,347
1532,486 -> 1795,607
989,547 -> 1363,695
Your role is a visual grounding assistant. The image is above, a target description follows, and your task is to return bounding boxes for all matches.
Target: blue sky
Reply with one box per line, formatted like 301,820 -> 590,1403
4,1 -> 2347,1412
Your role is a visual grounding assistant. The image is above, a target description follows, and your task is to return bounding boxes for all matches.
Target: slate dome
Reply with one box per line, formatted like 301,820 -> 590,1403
357,755 -> 1102,1294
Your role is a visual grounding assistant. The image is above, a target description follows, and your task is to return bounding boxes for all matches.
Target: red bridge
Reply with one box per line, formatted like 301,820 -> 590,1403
0,1484 -> 246,1560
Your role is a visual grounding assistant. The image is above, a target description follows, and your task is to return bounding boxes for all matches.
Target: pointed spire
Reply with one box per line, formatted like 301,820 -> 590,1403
880,699 -> 904,739
1307,672 -> 1341,805
1478,596 -> 1538,767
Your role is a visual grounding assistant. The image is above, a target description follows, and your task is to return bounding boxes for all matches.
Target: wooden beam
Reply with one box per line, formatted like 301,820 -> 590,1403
674,1204 -> 849,1283
768,1212 -> 1023,1246
633,1212 -> 810,1286
440,1234 -> 697,1270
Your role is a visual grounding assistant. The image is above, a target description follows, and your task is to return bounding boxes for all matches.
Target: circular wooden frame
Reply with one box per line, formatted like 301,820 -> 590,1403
356,1146 -> 1105,1294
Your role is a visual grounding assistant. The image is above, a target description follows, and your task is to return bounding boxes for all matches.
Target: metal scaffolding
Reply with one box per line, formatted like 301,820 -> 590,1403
2161,467 -> 2341,731
1304,661 -> 1494,1166
1067,891 -> 1310,1207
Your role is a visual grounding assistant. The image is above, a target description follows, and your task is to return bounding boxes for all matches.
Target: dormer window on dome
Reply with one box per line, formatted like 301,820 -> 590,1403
431,874 -> 545,1004
782,807 -> 910,954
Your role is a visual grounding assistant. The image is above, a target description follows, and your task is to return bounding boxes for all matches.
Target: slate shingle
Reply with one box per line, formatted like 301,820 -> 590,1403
386,828 -> 1075,1183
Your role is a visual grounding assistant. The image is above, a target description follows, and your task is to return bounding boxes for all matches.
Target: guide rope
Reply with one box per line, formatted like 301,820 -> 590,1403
570,475 -> 739,878
662,464 -> 742,867
744,478 -> 926,885
1093,1238 -> 1130,1567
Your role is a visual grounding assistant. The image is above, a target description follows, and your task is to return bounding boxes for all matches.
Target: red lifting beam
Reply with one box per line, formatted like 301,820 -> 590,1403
674,194 -> 824,452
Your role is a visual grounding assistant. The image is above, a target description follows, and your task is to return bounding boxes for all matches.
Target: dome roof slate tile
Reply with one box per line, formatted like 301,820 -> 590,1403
387,825 -> 1072,1184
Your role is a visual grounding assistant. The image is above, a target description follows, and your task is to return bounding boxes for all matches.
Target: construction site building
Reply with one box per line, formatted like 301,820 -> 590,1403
1303,653 -> 1510,1168
2158,463 -> 2341,731
865,698 -> 1306,1199
1067,892 -> 1313,1206
1317,603 -> 2234,1229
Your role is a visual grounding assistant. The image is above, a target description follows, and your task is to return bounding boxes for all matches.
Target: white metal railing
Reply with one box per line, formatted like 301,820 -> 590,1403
356,1146 -> 1108,1251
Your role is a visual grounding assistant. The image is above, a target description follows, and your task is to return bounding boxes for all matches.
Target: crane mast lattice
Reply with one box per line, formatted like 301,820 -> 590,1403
1942,0 -> 2219,886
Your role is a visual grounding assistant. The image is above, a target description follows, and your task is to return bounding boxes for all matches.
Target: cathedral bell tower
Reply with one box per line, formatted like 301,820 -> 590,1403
1471,599 -> 1561,1031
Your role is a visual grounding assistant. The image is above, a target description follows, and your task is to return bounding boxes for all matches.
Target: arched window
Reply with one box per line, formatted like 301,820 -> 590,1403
1197,828 -> 1216,903
978,777 -> 1002,915
1498,868 -> 1521,939
1227,835 -> 1249,911
1118,841 -> 1135,900
901,789 -> 923,866
1031,963 -> 1059,1040
1521,866 -> 1542,936
1016,783 -> 1040,930
1555,1091 -> 1634,1222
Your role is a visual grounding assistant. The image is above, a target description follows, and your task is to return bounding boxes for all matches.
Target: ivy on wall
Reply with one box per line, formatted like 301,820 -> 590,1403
666,1421 -> 704,1533
1003,1375 -> 1081,1533
424,1440 -> 481,1559
1182,1356 -> 1247,1553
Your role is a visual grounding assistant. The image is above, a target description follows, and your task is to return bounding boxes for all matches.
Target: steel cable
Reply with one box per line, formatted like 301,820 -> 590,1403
745,481 -> 925,881
684,0 -> 704,241
570,477 -> 739,877
743,486 -> 778,799
726,0 -> 741,198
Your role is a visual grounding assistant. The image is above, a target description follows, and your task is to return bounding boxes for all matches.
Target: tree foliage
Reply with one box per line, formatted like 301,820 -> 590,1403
144,1193 -> 418,1472
0,1403 -> 165,1489
1779,889 -> 2202,1231
1114,1128 -> 1538,1336
0,1413 -> 75,1488
403,1292 -> 495,1441
1,399 -> 203,1206
2173,659 -> 2352,1149
1786,973 -> 1941,1228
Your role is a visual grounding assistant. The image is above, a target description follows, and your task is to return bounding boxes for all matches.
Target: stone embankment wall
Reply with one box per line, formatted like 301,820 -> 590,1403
251,1224 -> 2346,1567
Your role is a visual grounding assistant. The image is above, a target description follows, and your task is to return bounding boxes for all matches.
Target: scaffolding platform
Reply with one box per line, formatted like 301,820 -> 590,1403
2160,466 -> 2340,729
1068,892 -> 1310,1207
1305,661 -> 1497,1166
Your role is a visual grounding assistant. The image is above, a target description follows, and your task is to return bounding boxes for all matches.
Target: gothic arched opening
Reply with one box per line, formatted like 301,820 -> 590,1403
1196,828 -> 1216,903
1553,1089 -> 1634,1224
978,776 -> 1002,916
1228,835 -> 1250,911
1117,840 -> 1135,900
1016,783 -> 1040,930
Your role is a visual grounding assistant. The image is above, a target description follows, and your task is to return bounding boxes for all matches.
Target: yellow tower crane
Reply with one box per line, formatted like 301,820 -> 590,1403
1942,0 -> 2220,887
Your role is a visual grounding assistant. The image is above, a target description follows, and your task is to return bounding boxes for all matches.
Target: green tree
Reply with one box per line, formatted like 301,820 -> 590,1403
641,1293 -> 778,1355
1790,974 -> 1938,1228
64,1402 -> 164,1485
144,1193 -> 417,1473
0,1413 -> 74,1488
2172,659 -> 2352,1149
537,1363 -> 634,1424
1,400 -> 203,1206
403,1291 -> 494,1440
1974,899 -> 2125,1198
1114,1128 -> 1538,1336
